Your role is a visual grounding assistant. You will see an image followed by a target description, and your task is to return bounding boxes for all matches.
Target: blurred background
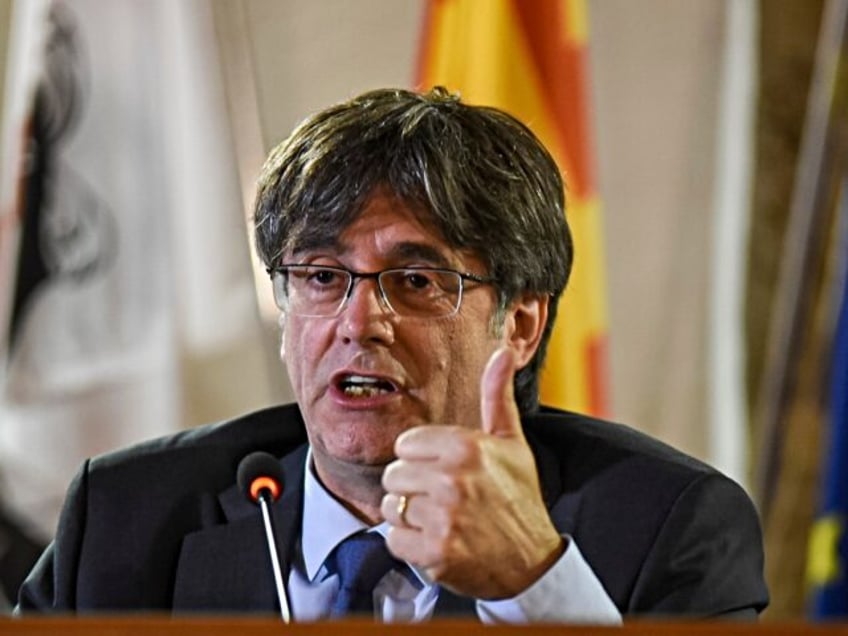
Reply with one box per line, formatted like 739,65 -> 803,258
0,0 -> 845,621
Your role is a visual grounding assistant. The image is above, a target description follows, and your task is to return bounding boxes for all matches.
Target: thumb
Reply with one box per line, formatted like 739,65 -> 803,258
480,346 -> 522,438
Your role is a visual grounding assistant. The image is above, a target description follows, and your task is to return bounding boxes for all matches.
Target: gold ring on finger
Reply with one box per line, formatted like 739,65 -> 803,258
397,494 -> 410,526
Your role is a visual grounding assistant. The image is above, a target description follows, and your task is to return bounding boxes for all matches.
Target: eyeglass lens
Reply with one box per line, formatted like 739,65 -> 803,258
272,266 -> 463,318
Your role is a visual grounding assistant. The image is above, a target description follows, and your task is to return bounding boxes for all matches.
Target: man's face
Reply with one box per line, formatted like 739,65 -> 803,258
280,192 -> 505,484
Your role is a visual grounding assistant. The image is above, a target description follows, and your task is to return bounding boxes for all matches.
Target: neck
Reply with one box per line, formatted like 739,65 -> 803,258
312,456 -> 386,525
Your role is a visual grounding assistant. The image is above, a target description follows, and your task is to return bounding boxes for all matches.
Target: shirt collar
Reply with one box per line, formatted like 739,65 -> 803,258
301,449 -> 366,581
300,449 -> 430,586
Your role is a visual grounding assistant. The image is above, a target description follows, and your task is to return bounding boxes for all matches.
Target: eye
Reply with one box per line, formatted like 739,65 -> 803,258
309,267 -> 340,286
291,266 -> 348,294
403,270 -> 434,290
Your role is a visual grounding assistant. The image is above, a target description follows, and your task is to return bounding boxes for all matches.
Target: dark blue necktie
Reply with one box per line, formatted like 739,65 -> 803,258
330,531 -> 401,617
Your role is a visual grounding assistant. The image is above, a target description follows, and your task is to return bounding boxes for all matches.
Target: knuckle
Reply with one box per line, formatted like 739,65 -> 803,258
379,493 -> 395,519
380,459 -> 403,489
431,513 -> 453,542
449,433 -> 483,467
431,507 -> 465,544
434,471 -> 465,503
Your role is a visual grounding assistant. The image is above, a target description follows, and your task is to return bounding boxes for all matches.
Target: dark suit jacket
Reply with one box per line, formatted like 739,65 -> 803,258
16,404 -> 768,617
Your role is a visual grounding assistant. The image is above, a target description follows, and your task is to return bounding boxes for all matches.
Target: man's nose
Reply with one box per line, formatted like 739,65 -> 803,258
337,278 -> 395,345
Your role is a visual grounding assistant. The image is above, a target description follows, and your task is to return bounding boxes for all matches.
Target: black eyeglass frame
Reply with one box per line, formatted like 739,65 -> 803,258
266,263 -> 495,318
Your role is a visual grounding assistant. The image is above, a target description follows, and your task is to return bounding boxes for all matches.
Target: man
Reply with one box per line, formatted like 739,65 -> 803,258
16,87 -> 768,622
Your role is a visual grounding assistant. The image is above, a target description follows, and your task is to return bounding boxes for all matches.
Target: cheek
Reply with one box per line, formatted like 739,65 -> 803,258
280,316 -> 320,398
439,322 -> 498,419
282,329 -> 302,397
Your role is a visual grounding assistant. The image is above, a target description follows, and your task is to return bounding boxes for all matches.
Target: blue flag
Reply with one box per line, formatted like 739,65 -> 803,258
808,272 -> 848,617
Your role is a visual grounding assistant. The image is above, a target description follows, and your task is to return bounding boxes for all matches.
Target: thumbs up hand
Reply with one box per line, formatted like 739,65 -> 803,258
380,347 -> 565,599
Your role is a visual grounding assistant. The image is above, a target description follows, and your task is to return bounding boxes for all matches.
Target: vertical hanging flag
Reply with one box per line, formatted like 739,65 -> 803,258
417,0 -> 609,415
807,268 -> 848,617
0,0 -> 272,543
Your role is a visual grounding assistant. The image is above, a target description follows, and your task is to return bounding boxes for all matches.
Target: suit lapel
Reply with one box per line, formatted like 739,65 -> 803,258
526,427 -> 581,536
172,446 -> 307,612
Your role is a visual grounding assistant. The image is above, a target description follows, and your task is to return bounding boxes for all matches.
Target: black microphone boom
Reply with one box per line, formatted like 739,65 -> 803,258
236,451 -> 291,622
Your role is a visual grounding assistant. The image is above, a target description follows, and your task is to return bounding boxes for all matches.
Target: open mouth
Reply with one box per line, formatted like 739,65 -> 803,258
337,374 -> 397,398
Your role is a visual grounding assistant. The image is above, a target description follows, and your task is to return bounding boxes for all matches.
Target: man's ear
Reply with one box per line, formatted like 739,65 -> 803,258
501,293 -> 549,368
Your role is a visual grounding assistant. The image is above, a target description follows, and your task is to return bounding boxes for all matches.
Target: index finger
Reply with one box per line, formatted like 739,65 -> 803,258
394,424 -> 476,461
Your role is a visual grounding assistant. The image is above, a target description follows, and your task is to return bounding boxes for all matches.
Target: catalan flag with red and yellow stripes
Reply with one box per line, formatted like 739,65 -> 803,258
417,0 -> 609,415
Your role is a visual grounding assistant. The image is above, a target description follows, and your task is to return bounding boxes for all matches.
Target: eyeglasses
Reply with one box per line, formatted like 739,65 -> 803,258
267,264 -> 494,318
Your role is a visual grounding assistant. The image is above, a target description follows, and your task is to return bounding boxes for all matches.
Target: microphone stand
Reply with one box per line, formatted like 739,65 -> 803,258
257,488 -> 291,623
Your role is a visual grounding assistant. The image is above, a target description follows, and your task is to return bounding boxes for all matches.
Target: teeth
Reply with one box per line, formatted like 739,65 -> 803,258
340,374 -> 394,397
345,375 -> 380,385
344,384 -> 385,397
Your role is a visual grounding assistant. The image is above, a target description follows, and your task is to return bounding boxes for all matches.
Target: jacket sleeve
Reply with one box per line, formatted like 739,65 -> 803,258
15,460 -> 90,613
628,472 -> 769,617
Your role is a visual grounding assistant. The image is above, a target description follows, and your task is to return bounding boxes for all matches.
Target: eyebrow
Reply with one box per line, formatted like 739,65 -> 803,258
291,240 -> 454,269
387,242 -> 452,268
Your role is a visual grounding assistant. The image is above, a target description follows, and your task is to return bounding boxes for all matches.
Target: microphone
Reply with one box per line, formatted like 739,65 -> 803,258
237,451 -> 291,622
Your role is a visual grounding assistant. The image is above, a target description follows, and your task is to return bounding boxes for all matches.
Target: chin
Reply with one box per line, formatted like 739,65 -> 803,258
322,433 -> 397,467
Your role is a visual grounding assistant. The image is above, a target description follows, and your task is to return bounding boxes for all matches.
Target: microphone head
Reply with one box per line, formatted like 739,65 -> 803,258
237,451 -> 284,503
